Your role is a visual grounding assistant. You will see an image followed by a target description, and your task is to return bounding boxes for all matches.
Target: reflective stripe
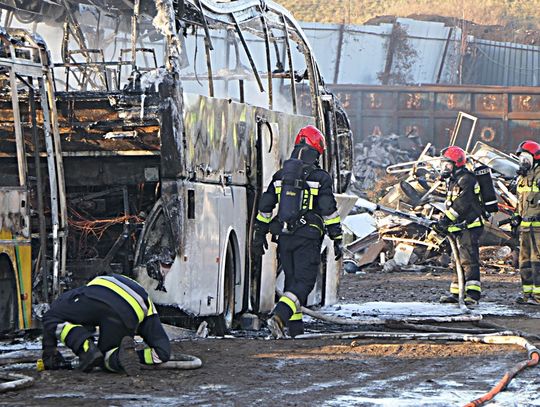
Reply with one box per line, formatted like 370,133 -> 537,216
147,299 -> 156,316
309,223 -> 324,235
144,348 -> 154,364
82,340 -> 90,352
474,184 -> 481,193
306,181 -> 319,188
484,199 -> 498,206
256,212 -> 272,224
521,221 -> 540,227
273,180 -> 282,187
280,296 -> 297,314
104,347 -> 119,372
324,213 -> 341,226
448,219 -> 482,232
522,285 -> 533,294
289,312 -> 303,321
533,286 -> 540,295
309,187 -> 319,196
88,276 -> 147,323
280,291 -> 300,314
445,208 -> 459,221
450,286 -> 460,294
333,235 -> 343,240
465,280 -> 482,293
143,347 -> 163,364
57,322 -> 80,344
517,184 -> 540,193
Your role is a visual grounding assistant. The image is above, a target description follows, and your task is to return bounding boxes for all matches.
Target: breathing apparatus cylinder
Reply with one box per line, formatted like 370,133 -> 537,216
474,165 -> 498,213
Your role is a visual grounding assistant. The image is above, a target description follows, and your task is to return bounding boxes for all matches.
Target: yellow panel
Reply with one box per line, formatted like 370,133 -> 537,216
0,229 -> 32,329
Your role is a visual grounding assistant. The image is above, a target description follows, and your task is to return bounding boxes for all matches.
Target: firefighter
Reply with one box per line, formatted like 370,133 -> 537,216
251,125 -> 343,338
433,146 -> 484,305
513,140 -> 540,305
41,274 -> 170,374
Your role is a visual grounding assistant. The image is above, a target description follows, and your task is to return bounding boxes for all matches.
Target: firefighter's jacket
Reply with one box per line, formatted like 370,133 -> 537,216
517,164 -> 540,229
443,168 -> 484,232
83,274 -> 168,364
256,165 -> 343,240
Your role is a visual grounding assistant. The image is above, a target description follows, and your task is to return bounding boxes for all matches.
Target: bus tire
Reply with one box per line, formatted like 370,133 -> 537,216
209,240 -> 236,336
0,255 -> 18,332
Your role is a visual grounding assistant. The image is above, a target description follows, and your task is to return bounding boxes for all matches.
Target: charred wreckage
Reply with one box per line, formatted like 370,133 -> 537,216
0,0 -> 355,333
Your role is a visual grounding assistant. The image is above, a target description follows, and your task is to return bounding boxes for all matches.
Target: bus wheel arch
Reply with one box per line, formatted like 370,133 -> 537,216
213,231 -> 240,335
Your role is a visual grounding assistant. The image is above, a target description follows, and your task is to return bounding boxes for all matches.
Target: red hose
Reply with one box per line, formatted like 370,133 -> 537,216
464,351 -> 539,407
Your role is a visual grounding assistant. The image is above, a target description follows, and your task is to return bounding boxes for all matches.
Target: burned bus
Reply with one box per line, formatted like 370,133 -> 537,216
0,0 -> 354,332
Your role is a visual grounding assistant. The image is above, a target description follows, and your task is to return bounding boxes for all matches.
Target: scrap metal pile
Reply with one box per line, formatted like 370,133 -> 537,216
344,139 -> 520,274
349,133 -> 431,196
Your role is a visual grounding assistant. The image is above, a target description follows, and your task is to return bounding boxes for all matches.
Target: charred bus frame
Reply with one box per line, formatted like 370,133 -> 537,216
0,0 -> 354,332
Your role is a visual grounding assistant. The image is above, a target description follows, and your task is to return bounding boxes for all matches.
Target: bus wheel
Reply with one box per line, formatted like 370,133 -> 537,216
210,241 -> 236,336
0,256 -> 18,332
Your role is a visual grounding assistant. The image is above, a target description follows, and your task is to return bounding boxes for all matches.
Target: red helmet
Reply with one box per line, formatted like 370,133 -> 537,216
441,146 -> 467,167
294,125 -> 325,155
516,140 -> 540,160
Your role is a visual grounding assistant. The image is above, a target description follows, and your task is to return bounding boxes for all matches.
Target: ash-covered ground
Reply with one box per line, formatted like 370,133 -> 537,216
1,270 -> 539,407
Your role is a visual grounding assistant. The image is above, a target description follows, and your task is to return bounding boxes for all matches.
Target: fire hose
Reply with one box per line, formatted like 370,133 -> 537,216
0,372 -> 34,393
356,199 -> 471,313
0,348 -> 202,393
295,330 -> 539,407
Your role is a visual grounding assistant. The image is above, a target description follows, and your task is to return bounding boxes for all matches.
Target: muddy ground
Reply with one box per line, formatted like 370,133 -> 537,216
1,269 -> 539,406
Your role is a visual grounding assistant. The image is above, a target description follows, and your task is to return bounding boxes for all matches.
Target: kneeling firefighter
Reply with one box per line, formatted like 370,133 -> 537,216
513,140 -> 540,305
433,146 -> 485,305
251,125 -> 343,338
41,274 -> 170,374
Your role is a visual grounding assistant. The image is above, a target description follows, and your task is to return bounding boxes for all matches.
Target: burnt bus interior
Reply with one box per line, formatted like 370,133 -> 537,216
0,0 -> 353,311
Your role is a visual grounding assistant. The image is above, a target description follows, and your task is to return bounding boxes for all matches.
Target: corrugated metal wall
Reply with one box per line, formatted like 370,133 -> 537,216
301,18 -> 540,87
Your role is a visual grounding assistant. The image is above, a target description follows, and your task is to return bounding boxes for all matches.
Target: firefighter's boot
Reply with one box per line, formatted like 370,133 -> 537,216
267,315 -> 286,339
515,293 -> 532,304
287,312 -> 304,338
78,339 -> 103,373
528,295 -> 540,306
464,296 -> 479,306
118,336 -> 141,376
439,294 -> 458,304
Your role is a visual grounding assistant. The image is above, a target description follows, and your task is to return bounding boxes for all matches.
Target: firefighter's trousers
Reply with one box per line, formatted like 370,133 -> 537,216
273,235 -> 321,329
449,227 -> 483,300
519,227 -> 540,298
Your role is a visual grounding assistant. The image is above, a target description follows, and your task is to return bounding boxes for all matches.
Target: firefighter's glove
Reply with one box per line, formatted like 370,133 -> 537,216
42,348 -> 66,370
431,218 -> 450,236
510,214 -> 522,228
333,239 -> 343,261
251,230 -> 268,258
510,214 -> 522,238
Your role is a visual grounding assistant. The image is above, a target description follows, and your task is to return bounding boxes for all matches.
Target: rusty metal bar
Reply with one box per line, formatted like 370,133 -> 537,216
60,0 -> 107,89
26,77 -> 48,300
196,0 -> 214,50
131,0 -> 140,71
232,14 -> 264,93
281,14 -> 297,114
44,69 -> 68,293
203,29 -> 214,97
260,11 -> 272,110
8,63 -> 26,187
37,76 -> 60,301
